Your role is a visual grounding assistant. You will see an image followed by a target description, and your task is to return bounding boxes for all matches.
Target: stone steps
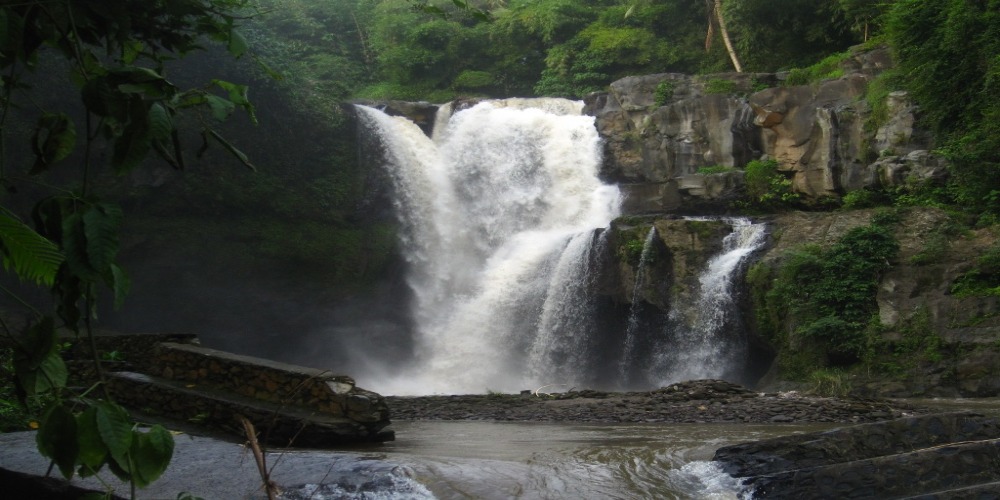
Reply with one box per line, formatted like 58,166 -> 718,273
713,412 -> 1000,499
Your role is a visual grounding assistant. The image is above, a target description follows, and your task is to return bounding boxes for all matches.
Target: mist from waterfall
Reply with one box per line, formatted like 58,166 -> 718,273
356,100 -> 620,395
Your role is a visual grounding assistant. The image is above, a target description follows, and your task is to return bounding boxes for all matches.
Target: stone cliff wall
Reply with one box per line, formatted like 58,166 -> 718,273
584,46 -> 946,214
767,209 -> 1000,397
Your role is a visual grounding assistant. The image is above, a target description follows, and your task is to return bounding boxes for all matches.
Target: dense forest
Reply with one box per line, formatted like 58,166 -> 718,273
1,0 -> 999,492
234,0 -> 998,215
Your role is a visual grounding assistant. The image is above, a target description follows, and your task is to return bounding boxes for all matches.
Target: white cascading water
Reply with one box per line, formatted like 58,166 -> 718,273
356,99 -> 620,395
618,226 -> 658,383
650,218 -> 767,385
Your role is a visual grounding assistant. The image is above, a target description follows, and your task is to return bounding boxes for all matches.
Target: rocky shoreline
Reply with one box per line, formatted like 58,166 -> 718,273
385,380 -> 926,424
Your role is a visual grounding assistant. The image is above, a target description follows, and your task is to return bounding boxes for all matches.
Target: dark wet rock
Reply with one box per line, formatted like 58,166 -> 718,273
0,466 -> 126,500
386,379 -> 924,424
712,411 -> 1000,499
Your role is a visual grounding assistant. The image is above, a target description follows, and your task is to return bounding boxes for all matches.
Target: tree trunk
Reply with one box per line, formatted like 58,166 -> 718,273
714,0 -> 743,73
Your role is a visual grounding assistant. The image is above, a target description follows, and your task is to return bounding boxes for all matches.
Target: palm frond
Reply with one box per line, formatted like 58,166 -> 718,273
0,213 -> 64,287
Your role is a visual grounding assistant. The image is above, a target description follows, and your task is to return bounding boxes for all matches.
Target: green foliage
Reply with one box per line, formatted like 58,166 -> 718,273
0,212 -> 65,286
0,1 -> 256,496
704,78 -> 737,95
697,165 -> 735,175
841,189 -> 889,209
723,0 -> 860,72
622,239 -> 646,265
742,159 -> 799,210
886,0 -> 1000,216
1,344 -> 56,432
951,242 -> 1000,297
863,68 -> 903,147
909,232 -> 950,266
35,400 -> 174,486
653,81 -> 675,106
453,70 -> 495,91
783,51 -> 849,86
250,0 -> 877,102
535,19 -> 676,97
758,220 -> 899,368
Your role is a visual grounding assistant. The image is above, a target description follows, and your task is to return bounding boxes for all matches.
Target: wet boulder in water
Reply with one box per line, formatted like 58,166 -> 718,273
713,411 -> 1000,498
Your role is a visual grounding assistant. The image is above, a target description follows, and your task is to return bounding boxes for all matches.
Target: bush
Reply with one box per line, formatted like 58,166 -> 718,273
842,189 -> 888,209
704,78 -> 737,95
654,81 -> 675,106
453,70 -> 494,91
743,159 -> 799,209
951,242 -> 1000,297
697,165 -> 735,175
761,221 -> 899,370
783,51 -> 849,86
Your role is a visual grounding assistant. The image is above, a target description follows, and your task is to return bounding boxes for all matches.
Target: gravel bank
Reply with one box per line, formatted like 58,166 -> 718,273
386,380 -> 927,424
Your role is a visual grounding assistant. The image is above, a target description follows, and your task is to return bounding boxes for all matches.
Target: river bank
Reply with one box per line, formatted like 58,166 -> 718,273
385,380 -> 926,424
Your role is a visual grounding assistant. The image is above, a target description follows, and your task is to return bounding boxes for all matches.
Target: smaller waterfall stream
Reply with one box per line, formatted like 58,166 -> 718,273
619,226 -> 658,384
651,218 -> 767,385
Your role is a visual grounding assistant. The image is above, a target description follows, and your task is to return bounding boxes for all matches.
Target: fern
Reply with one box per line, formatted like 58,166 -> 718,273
0,213 -> 64,287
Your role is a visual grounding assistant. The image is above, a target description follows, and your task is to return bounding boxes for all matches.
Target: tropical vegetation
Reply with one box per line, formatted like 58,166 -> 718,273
0,0 -> 998,492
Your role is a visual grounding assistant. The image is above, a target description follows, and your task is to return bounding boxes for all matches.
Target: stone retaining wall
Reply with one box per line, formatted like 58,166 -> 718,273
149,342 -> 386,423
59,335 -> 395,445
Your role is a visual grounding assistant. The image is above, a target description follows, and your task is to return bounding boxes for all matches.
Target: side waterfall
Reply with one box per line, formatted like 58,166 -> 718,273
650,218 -> 767,385
618,226 -> 658,384
357,100 -> 620,394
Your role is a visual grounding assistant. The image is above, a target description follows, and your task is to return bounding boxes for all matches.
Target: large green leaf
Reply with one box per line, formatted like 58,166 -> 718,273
29,113 -> 76,174
76,407 -> 109,472
54,271 -> 83,333
82,202 -> 123,274
16,351 -> 68,396
130,425 -> 174,487
104,262 -> 131,310
111,102 -> 151,173
0,213 -> 64,286
36,404 -> 79,479
61,211 -> 98,280
148,102 -> 173,141
212,80 -> 256,124
96,402 -> 133,468
227,28 -> 248,58
13,316 -> 56,370
204,95 -> 235,122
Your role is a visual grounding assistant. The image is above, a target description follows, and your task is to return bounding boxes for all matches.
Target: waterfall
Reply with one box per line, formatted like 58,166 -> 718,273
618,227 -> 658,385
650,218 -> 767,385
356,100 -> 620,395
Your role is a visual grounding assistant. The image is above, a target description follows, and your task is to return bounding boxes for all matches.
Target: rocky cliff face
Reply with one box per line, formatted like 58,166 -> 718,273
358,62 -> 998,396
754,209 -> 1000,397
584,46 -> 946,214
603,208 -> 1000,397
585,45 -> 999,396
